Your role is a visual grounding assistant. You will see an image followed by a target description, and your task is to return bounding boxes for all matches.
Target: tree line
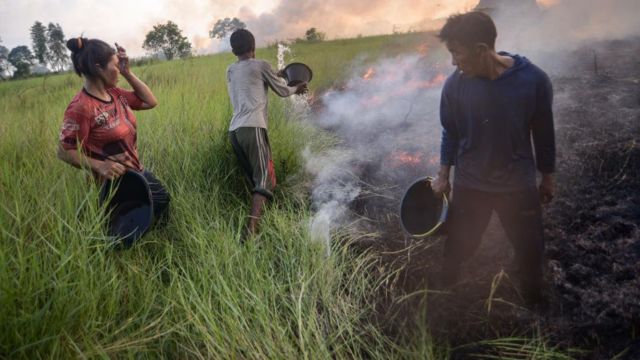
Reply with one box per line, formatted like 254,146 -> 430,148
1,17 -> 325,80
139,18 -> 325,60
141,17 -> 249,61
0,22 -> 68,79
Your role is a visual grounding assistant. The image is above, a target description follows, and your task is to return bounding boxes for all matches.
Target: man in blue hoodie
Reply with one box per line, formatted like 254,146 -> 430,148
431,11 -> 555,304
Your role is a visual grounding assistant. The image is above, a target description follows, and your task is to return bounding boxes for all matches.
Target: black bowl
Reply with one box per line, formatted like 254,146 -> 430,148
283,62 -> 313,86
399,177 -> 448,238
99,170 -> 153,248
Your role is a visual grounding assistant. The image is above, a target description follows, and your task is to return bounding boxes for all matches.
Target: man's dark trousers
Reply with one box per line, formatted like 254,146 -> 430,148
443,185 -> 544,296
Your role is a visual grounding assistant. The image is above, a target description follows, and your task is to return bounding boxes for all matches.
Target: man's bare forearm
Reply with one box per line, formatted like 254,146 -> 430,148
438,165 -> 451,179
431,165 -> 452,195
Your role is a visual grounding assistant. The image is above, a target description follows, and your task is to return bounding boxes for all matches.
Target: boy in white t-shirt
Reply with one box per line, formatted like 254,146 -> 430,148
226,29 -> 307,241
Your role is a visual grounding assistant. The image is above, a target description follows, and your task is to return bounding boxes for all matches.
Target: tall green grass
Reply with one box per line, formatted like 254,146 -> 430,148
0,33 -> 569,358
0,33 -> 433,359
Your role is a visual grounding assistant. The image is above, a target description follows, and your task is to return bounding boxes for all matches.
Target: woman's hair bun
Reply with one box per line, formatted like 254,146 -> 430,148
66,37 -> 86,53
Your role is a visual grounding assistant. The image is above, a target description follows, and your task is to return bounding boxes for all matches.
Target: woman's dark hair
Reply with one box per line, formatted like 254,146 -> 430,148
66,37 -> 116,77
438,11 -> 497,49
230,29 -> 255,56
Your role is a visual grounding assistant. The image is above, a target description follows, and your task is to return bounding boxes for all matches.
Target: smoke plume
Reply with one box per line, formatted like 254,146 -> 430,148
240,0 -> 478,45
488,0 -> 640,73
287,46 -> 449,251
281,0 -> 640,251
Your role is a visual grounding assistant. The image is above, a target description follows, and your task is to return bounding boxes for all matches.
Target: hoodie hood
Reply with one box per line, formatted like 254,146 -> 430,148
496,52 -> 531,79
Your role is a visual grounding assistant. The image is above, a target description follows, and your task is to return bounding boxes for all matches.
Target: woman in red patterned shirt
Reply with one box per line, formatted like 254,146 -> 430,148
58,37 -> 170,223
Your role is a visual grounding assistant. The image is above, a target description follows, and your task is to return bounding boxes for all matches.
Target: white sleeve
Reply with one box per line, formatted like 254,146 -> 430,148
260,61 -> 297,97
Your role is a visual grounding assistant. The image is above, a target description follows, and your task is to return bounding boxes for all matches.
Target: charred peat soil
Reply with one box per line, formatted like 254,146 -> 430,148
334,39 -> 640,359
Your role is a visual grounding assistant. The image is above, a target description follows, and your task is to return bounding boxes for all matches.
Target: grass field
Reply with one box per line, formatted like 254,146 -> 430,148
0,32 -> 567,359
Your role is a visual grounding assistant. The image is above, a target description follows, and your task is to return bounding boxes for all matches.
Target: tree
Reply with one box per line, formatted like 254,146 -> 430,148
209,17 -> 246,39
0,45 -> 9,80
142,21 -> 192,60
304,28 -> 326,42
30,21 -> 49,65
8,46 -> 34,78
46,23 -> 69,71
0,37 -> 9,80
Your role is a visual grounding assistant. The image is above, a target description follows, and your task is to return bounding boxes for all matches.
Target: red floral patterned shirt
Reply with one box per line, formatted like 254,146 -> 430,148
59,87 -> 145,171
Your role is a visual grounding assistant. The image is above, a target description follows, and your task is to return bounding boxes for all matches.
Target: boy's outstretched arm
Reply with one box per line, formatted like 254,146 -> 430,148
261,61 -> 300,97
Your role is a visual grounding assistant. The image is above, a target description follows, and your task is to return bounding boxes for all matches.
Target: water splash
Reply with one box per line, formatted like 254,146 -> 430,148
277,42 -> 311,117
277,42 -> 291,70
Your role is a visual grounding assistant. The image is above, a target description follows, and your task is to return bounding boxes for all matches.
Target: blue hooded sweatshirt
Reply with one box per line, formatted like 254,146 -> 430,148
439,52 -> 555,192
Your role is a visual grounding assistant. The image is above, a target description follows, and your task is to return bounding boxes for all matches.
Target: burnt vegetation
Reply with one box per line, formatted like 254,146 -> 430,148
542,39 -> 640,358
327,38 -> 640,359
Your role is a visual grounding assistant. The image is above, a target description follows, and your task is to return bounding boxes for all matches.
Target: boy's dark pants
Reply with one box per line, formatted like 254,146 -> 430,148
444,185 -> 544,293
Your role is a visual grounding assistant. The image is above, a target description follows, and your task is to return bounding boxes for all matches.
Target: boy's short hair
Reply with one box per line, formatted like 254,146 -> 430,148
230,29 -> 255,56
438,11 -> 497,49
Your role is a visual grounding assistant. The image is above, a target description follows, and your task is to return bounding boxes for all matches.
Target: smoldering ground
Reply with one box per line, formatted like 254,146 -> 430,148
284,1 -> 640,358
304,48 -> 448,249
299,0 -> 640,251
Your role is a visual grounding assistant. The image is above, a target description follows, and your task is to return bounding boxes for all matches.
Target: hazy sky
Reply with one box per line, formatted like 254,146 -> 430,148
0,0 -> 573,57
0,0 -> 274,55
0,0 -> 483,56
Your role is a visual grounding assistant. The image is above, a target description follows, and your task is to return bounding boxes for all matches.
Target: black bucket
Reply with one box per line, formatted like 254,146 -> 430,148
283,62 -> 313,86
99,170 -> 153,248
400,177 -> 448,238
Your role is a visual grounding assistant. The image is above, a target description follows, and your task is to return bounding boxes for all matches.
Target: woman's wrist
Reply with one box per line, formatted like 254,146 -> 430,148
121,71 -> 135,82
84,157 -> 104,173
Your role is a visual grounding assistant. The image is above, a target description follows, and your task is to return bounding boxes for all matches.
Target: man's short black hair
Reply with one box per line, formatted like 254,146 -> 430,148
230,29 -> 255,56
438,11 -> 497,49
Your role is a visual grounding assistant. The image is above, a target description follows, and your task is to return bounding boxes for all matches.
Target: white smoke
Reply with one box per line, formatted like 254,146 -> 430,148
297,49 -> 450,253
489,0 -> 640,74
276,0 -> 640,253
304,147 -> 362,256
239,0 -> 479,46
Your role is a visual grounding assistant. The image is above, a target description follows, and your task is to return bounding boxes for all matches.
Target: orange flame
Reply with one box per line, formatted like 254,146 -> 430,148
417,43 -> 429,56
363,67 -> 376,80
358,72 -> 447,108
427,73 -> 447,87
389,151 -> 423,167
409,73 -> 447,90
361,95 -> 384,108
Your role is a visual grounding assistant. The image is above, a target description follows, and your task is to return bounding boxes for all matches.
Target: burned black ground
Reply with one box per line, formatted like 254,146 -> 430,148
340,39 -> 640,359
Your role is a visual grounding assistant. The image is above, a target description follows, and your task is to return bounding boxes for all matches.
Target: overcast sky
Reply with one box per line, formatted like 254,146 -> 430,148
0,0 -> 566,57
0,0 -> 490,56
